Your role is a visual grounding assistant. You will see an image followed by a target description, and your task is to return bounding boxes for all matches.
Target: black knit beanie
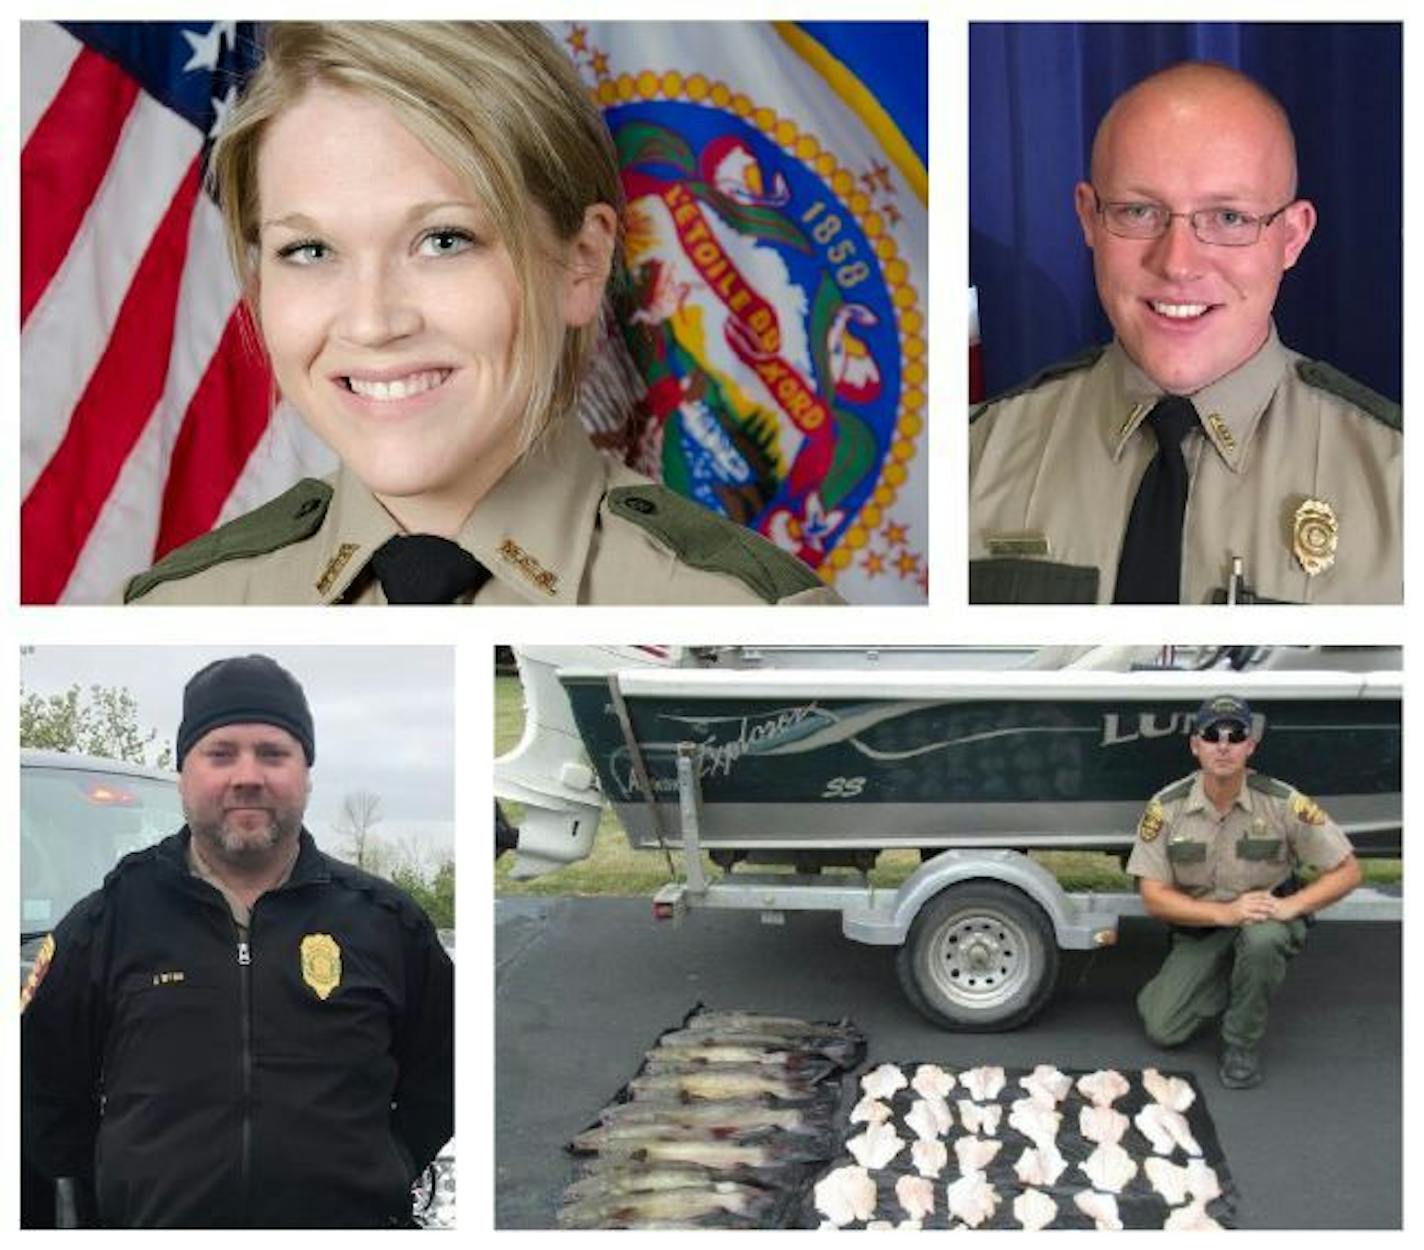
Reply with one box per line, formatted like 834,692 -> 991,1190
177,654 -> 315,767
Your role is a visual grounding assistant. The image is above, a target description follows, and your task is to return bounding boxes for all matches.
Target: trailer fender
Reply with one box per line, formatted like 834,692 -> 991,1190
842,848 -> 1115,949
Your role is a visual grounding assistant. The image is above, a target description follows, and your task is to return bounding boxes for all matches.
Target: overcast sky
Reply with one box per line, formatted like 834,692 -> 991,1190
21,645 -> 454,860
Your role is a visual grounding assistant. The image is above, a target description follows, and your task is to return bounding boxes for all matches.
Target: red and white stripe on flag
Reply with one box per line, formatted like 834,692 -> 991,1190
20,23 -> 332,604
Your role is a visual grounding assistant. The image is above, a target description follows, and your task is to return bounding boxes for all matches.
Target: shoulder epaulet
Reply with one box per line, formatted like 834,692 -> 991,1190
606,485 -> 822,602
1157,776 -> 1195,804
1296,359 -> 1401,433
323,855 -> 431,932
971,345 -> 1106,423
1247,773 -> 1293,800
123,480 -> 333,603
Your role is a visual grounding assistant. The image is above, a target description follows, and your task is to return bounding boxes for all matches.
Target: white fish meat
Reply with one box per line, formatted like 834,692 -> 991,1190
895,1174 -> 935,1221
905,1096 -> 952,1141
847,1120 -> 905,1171
954,1135 -> 1002,1173
1013,1142 -> 1067,1188
956,1100 -> 1002,1136
946,1172 -> 999,1228
1018,1065 -> 1072,1107
850,1095 -> 893,1126
911,1138 -> 948,1179
896,1220 -> 923,1231
1143,1157 -> 1191,1206
1013,1187 -> 1058,1232
814,1165 -> 877,1227
911,1063 -> 956,1100
1079,1104 -> 1130,1147
1008,1097 -> 1061,1149
1135,1102 -> 1201,1157
961,1065 -> 1006,1102
1185,1159 -> 1222,1203
1080,1141 -> 1138,1194
1076,1068 -> 1130,1108
1164,1200 -> 1223,1231
1074,1189 -> 1123,1231
1142,1067 -> 1196,1113
866,1220 -> 895,1230
860,1063 -> 908,1101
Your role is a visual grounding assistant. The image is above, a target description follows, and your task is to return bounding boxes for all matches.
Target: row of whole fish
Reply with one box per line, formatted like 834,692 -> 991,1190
813,1062 -> 1227,1230
557,1008 -> 864,1229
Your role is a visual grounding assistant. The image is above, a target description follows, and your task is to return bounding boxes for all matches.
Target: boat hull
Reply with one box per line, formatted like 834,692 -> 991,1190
559,672 -> 1401,857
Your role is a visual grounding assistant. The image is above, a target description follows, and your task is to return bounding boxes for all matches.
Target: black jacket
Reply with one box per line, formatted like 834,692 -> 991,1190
20,829 -> 453,1228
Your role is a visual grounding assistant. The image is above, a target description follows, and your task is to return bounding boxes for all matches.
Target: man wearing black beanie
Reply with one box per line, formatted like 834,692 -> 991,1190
21,654 -> 453,1228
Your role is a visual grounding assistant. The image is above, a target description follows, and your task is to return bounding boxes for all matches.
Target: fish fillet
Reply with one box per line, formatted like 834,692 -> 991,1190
905,1096 -> 952,1141
1164,1200 -> 1223,1230
895,1174 -> 936,1221
860,1063 -> 909,1101
1013,1142 -> 1067,1188
961,1065 -> 1006,1102
911,1063 -> 957,1100
1142,1067 -> 1196,1113
1076,1068 -> 1130,1108
1079,1104 -> 1130,1147
946,1172 -> 999,1228
1079,1141 -> 1138,1194
1143,1157 -> 1190,1205
814,1165 -> 877,1227
1135,1102 -> 1201,1157
850,1095 -> 893,1126
911,1138 -> 947,1179
954,1135 -> 1002,1173
1007,1097 -> 1061,1149
1014,1187 -> 1058,1231
1073,1189 -> 1123,1231
956,1100 -> 1002,1136
1185,1159 -> 1222,1203
1018,1065 -> 1072,1107
847,1119 -> 905,1171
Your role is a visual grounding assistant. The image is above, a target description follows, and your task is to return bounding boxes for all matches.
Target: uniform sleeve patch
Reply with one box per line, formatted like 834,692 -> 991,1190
1290,792 -> 1328,826
20,933 -> 56,1013
1138,799 -> 1165,842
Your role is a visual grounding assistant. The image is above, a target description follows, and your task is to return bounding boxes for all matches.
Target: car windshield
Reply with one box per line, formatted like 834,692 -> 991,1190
21,764 -> 185,937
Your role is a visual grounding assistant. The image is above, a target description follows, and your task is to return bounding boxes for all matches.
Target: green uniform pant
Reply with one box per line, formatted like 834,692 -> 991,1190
1137,918 -> 1308,1049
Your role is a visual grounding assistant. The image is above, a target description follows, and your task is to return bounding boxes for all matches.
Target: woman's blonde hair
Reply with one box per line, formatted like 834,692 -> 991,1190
211,22 -> 624,448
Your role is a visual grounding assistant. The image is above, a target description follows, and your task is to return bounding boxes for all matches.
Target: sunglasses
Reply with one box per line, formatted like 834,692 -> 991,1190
1199,724 -> 1249,744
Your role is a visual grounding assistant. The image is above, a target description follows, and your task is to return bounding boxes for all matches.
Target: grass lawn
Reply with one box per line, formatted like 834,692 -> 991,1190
494,675 -> 1401,897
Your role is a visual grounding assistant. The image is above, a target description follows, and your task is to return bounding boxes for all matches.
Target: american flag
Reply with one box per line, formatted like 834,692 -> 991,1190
21,21 -> 332,605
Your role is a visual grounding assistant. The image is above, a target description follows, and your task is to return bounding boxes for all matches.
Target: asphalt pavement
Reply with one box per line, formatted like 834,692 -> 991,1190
495,896 -> 1400,1229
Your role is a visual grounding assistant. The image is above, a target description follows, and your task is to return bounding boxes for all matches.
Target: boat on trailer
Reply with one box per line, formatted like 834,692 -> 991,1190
496,645 -> 1400,1030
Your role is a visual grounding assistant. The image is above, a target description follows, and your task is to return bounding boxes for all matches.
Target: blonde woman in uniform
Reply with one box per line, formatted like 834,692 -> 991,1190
122,23 -> 840,605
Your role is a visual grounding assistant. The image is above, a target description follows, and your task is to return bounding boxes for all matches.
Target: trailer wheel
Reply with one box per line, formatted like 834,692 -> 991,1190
896,881 -> 1058,1032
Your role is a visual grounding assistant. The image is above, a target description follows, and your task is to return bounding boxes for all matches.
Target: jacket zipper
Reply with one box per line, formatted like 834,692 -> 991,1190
237,933 -> 253,1224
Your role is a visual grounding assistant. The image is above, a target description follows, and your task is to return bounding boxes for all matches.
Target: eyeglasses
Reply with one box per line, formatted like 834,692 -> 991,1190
1092,189 -> 1295,247
1198,724 -> 1249,744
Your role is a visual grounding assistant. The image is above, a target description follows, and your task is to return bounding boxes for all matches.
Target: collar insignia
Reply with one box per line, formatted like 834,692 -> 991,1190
316,543 -> 361,596
498,539 -> 559,596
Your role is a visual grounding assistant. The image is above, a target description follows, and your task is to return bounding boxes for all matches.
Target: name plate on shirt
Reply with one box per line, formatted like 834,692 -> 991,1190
984,532 -> 1051,558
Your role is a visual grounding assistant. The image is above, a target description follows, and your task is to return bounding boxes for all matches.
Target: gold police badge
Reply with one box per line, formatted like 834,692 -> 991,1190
300,933 -> 342,1001
1138,799 -> 1165,842
1290,792 -> 1327,826
1292,499 -> 1338,577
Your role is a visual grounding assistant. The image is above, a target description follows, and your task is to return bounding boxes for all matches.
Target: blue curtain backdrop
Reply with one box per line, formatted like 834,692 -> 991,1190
970,22 -> 1402,402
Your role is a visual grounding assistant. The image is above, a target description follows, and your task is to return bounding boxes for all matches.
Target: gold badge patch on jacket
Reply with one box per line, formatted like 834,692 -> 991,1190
300,933 -> 342,1000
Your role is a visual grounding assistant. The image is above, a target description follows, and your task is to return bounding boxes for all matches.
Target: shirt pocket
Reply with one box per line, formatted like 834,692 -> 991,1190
1165,837 -> 1211,888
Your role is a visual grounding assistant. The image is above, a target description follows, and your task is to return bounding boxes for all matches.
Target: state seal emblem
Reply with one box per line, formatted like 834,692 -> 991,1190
300,933 -> 341,1001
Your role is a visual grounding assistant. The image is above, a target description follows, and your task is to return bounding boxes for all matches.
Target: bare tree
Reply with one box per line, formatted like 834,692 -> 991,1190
335,790 -> 384,871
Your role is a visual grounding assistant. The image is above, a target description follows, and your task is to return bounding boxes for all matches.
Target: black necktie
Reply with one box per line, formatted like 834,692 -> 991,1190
1112,395 -> 1198,604
369,534 -> 491,604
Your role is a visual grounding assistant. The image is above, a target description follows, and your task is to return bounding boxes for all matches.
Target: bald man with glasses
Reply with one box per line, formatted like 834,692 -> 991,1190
969,61 -> 1401,605
1126,695 -> 1361,1089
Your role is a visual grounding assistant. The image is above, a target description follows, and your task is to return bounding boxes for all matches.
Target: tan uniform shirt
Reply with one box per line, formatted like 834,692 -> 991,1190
1126,771 -> 1353,903
969,330 -> 1402,603
122,417 -> 842,605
